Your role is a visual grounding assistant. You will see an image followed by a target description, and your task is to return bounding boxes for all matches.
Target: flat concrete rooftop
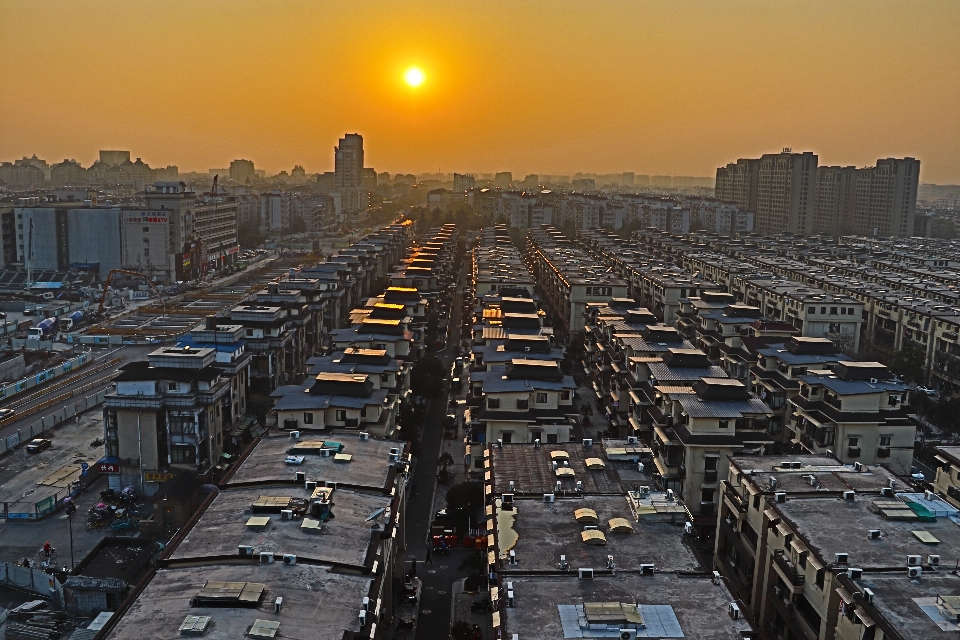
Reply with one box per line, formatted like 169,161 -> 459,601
103,563 -> 370,640
730,455 -> 900,495
489,443 -> 628,495
853,571 -> 960,638
775,493 -> 960,568
502,573 -> 753,640
169,485 -> 392,569
226,434 -> 404,492
498,496 -> 699,573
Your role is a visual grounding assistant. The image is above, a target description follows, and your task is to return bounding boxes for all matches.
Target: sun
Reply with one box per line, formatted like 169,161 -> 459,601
404,66 -> 426,88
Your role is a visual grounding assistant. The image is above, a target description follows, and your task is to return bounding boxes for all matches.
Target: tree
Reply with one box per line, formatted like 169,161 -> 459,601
458,550 -> 487,575
410,354 -> 446,398
930,217 -> 957,240
445,481 -> 484,531
237,222 -> 265,250
289,215 -> 307,234
437,452 -> 456,483
887,347 -> 926,384
451,621 -> 472,640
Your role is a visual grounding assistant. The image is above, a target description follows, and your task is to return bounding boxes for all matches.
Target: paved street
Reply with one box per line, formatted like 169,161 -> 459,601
405,252 -> 471,640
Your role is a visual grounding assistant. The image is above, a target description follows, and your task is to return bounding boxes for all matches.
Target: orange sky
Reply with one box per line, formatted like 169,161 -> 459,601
1,1 -> 959,182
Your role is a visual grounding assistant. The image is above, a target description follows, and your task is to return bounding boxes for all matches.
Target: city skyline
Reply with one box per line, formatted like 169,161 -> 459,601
1,1 -> 959,181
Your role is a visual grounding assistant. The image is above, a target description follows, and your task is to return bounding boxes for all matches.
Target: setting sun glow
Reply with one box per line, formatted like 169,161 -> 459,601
403,66 -> 425,88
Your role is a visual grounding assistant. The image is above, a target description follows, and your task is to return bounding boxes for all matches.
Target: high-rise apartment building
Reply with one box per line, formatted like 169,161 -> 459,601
852,157 -> 920,237
229,159 -> 256,184
754,150 -> 817,234
453,173 -> 476,192
812,165 -> 857,235
714,158 -> 760,212
334,133 -> 364,190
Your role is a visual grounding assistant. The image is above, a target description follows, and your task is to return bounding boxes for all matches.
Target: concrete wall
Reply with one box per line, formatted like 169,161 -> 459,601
67,208 -> 123,276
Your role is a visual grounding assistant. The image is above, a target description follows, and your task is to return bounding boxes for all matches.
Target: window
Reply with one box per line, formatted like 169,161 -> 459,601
171,445 -> 196,464
245,328 -> 254,337
536,393 -> 548,404
547,433 -> 558,444
848,436 -> 859,447
360,407 -> 366,418
375,343 -> 386,350
718,420 -> 729,429
830,307 -> 838,315
502,432 -> 512,443
705,456 -> 718,471
516,399 -> 529,410
701,488 -> 714,503
879,435 -> 892,446
560,390 -> 570,401
474,459 -> 484,469
303,412 -> 314,424
487,398 -> 500,409
753,494 -> 761,510
335,410 -> 346,421
168,382 -> 177,391
821,307 -> 827,314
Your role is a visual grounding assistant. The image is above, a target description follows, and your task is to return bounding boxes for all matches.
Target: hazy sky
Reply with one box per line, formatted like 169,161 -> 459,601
2,1 -> 958,182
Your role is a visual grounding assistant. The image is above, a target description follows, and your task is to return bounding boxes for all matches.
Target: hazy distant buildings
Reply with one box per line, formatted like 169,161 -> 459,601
494,171 -> 512,188
714,158 -> 760,212
99,150 -> 130,167
716,151 -> 817,234
229,159 -> 256,184
453,173 -> 475,192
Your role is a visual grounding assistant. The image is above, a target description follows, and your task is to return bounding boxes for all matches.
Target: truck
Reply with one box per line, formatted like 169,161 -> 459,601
27,317 -> 58,340
60,310 -> 84,331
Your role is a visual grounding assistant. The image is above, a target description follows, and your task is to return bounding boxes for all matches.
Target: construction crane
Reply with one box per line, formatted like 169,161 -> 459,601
210,174 -> 219,195
97,269 -> 165,313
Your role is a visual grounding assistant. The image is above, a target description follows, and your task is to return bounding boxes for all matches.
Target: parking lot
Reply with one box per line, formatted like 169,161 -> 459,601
0,408 -> 115,567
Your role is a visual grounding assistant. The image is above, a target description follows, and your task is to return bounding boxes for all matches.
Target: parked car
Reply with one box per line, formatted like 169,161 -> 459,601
917,386 -> 939,397
0,408 -> 14,419
26,438 -> 52,453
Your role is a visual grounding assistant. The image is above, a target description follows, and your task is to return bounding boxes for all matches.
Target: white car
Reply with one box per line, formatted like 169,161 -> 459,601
911,472 -> 926,481
917,386 -> 939,397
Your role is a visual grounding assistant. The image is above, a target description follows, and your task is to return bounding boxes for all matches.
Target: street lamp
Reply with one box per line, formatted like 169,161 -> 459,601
63,498 -> 77,570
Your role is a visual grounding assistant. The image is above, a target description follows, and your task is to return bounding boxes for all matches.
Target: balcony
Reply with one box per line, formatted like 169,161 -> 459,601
721,481 -> 748,515
766,586 -> 811,640
771,550 -> 805,588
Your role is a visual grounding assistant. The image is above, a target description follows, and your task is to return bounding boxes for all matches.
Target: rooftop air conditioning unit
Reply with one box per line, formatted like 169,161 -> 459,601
509,550 -> 517,565
583,438 -> 593,447
584,525 -> 598,531
362,597 -> 370,611
627,436 -> 638,444
274,597 -> 283,613
640,564 -> 655,575
925,490 -> 935,501
559,555 -> 569,570
509,480 -> 516,492
280,509 -> 293,520
497,439 -> 503,448
359,610 -> 367,627
864,588 -> 874,603
507,590 -> 515,607
854,462 -> 863,472
848,568 -> 863,580
282,554 -> 297,565
907,555 -> 922,566
319,449 -> 331,457
880,487 -> 893,497
667,489 -> 675,501
835,553 -> 849,565
534,439 -> 541,448
295,471 -> 306,483
908,566 -> 922,578
359,432 -> 370,440
929,555 -> 941,568
684,522 -> 693,534
239,545 -> 254,557
578,568 -> 594,580
552,461 -> 559,471
619,630 -> 638,640
556,481 -> 562,492
728,602 -> 741,620
503,493 -> 514,506
868,529 -> 881,540
260,552 -> 274,564
712,570 -> 721,585
775,492 -> 787,503
544,493 -> 555,503
843,491 -> 856,500
639,485 -> 650,496
575,481 -> 583,493
289,431 -> 300,439
888,478 -> 896,489
305,480 -> 317,492
809,475 -> 818,486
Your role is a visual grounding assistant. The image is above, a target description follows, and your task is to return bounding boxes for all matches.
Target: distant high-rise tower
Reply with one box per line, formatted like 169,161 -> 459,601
755,150 -> 817,235
229,159 -> 256,184
813,166 -> 857,236
715,158 -> 761,212
334,134 -> 364,190
851,158 -> 920,237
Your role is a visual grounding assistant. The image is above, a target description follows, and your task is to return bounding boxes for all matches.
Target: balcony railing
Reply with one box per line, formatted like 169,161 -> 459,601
772,550 -> 805,587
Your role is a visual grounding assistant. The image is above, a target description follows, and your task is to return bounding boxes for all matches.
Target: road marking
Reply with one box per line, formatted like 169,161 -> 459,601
421,610 -> 432,615
437,590 -> 447,595
427,569 -> 437,574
